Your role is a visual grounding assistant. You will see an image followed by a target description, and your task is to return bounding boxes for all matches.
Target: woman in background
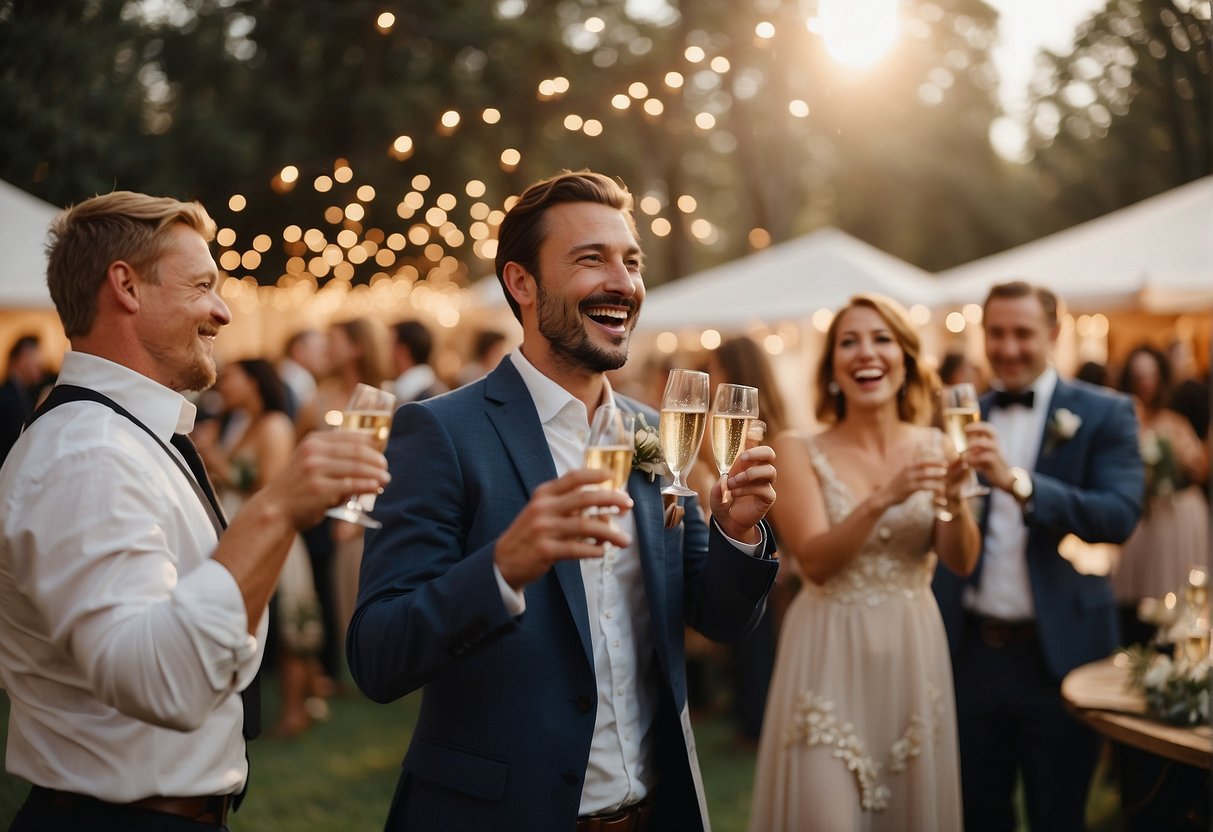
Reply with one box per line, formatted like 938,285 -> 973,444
296,318 -> 392,665
689,335 -> 794,746
1111,344 -> 1209,645
749,294 -> 979,831
198,359 -> 326,737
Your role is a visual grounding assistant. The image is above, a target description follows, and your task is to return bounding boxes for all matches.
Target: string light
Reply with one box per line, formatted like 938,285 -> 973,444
206,15 -> 922,327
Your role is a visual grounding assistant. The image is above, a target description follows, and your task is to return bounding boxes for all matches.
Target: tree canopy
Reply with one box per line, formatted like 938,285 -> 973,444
0,0 -> 1207,295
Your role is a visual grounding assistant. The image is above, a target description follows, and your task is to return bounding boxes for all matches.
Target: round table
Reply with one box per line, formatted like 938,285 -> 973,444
1061,655 -> 1210,769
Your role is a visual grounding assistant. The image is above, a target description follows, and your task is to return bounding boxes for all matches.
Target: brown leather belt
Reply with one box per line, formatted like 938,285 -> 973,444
966,612 -> 1037,648
576,795 -> 653,832
35,787 -> 232,825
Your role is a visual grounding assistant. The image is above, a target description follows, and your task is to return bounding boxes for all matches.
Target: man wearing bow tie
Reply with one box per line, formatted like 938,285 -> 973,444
933,281 -> 1143,832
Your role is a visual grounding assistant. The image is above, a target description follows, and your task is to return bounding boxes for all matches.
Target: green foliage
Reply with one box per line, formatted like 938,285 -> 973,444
0,0 -> 1023,289
3,0 -> 1205,294
1026,0 -> 1212,226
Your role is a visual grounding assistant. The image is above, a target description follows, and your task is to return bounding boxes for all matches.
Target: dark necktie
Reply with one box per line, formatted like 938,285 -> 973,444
170,433 -> 262,744
991,389 -> 1034,409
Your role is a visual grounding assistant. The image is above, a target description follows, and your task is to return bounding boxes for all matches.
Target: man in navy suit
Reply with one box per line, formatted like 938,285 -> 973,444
347,171 -> 779,831
933,281 -> 1143,832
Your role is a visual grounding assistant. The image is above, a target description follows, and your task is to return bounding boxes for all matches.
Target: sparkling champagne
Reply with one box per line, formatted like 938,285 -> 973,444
943,407 -> 979,453
1187,583 -> 1209,615
584,445 -> 634,492
712,414 -> 752,476
660,408 -> 706,476
1183,630 -> 1211,664
342,410 -> 392,453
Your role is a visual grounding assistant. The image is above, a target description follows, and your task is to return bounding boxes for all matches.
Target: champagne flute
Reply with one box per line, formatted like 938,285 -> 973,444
1187,565 -> 1209,617
914,431 -> 954,522
1182,618 -> 1211,665
325,383 -> 397,529
584,405 -> 635,495
711,383 -> 758,503
942,383 -> 989,498
583,405 -> 634,553
659,369 -> 709,497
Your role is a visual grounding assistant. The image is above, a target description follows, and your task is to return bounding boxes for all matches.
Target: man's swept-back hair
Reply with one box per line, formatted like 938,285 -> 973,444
46,191 -> 216,337
983,281 -> 1060,329
494,170 -> 637,322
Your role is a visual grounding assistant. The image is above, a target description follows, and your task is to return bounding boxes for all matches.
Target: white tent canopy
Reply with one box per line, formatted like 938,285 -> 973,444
637,227 -> 940,332
0,179 -> 58,309
934,176 -> 1213,313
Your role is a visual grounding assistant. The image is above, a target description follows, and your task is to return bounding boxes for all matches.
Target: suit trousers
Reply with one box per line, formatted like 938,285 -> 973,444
954,615 -> 1101,832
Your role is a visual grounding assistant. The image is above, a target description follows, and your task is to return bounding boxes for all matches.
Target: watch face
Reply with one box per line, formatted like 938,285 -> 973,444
1012,470 -> 1031,500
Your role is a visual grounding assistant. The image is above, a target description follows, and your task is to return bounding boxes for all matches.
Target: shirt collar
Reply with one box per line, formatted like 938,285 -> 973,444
56,351 -> 197,438
508,350 -> 614,426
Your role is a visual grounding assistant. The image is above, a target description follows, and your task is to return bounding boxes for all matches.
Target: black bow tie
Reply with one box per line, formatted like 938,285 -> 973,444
992,389 -> 1035,409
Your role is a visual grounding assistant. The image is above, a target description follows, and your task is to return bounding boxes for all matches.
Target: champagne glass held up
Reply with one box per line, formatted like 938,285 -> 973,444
584,405 -> 635,495
325,383 -> 397,529
941,383 -> 990,498
583,405 -> 635,555
914,431 -> 954,522
659,369 -> 709,497
711,383 -> 758,503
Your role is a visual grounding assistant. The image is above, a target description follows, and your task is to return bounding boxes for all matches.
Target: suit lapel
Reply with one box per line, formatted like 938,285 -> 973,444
616,399 -> 670,635
1034,379 -> 1077,475
484,361 -> 593,665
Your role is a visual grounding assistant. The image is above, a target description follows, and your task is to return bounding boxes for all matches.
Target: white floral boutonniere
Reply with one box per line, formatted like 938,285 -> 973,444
632,413 -> 670,482
1043,407 -> 1082,455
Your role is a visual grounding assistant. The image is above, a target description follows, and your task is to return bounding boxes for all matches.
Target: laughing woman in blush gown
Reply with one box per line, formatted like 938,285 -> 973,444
748,294 -> 980,831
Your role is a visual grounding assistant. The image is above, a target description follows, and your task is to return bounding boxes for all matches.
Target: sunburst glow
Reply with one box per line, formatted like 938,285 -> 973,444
817,0 -> 900,68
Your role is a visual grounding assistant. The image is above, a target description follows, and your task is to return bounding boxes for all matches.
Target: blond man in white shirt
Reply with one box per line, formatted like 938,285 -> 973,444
0,191 -> 388,831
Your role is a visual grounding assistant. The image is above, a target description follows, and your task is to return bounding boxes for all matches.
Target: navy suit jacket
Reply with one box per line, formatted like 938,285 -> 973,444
347,359 -> 778,831
933,378 -> 1143,681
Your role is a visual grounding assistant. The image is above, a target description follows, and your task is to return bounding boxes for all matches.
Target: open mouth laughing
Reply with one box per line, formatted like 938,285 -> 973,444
851,367 -> 885,389
581,300 -> 635,336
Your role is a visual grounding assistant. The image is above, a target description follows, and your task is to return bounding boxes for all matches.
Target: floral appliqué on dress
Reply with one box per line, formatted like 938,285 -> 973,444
785,685 -> 944,812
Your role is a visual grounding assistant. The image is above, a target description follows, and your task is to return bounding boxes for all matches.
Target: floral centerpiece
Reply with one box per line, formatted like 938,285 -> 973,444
1122,645 -> 1209,727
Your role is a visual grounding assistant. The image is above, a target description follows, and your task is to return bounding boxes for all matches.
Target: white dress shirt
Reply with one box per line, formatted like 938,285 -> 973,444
0,351 -> 263,801
502,351 -> 758,816
965,367 -> 1058,621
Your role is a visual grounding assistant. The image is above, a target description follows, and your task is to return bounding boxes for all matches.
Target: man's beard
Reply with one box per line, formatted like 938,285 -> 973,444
536,279 -> 634,374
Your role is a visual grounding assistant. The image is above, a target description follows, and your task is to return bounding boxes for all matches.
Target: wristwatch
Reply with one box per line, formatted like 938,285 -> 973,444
1009,467 -> 1034,505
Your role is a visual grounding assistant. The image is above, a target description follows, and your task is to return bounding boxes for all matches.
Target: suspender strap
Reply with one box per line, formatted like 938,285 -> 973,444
28,384 -> 226,536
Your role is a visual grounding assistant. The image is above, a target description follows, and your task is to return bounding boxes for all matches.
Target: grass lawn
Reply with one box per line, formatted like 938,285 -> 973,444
1,677 -> 1125,831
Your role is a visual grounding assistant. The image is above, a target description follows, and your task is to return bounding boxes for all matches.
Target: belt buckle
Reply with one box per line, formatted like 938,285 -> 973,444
980,618 -> 1009,649
202,794 -> 231,824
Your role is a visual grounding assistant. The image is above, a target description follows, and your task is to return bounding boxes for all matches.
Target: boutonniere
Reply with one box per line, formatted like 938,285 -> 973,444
632,413 -> 670,482
1043,408 -> 1082,455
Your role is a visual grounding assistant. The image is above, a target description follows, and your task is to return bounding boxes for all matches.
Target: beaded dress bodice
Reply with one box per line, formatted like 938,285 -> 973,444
802,440 -> 937,606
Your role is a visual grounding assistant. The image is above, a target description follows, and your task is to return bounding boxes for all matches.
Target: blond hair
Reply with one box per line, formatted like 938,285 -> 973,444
46,191 -> 216,337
